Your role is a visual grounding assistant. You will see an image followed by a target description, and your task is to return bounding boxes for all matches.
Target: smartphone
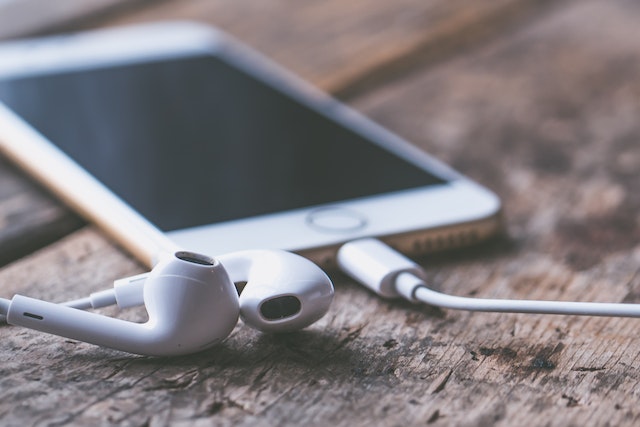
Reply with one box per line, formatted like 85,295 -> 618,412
0,22 -> 501,268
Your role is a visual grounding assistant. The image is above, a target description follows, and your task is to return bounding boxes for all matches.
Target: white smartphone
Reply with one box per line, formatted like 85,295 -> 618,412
0,22 -> 501,268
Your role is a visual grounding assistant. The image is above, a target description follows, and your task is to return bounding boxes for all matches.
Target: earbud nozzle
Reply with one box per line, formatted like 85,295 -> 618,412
260,296 -> 302,320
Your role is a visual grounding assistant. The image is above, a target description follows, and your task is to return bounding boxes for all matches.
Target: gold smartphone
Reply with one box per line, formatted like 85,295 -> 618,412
0,22 -> 501,268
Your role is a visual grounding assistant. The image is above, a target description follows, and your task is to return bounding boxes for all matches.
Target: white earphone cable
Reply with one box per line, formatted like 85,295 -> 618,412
397,271 -> 640,317
337,238 -> 640,318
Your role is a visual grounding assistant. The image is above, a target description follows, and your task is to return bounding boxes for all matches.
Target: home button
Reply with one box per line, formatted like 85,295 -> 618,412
306,207 -> 368,233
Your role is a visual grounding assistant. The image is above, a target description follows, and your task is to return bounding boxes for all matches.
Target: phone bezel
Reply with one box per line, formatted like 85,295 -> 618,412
0,22 -> 501,266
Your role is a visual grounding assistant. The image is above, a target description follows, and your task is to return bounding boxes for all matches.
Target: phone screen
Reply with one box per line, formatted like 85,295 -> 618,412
0,55 -> 445,232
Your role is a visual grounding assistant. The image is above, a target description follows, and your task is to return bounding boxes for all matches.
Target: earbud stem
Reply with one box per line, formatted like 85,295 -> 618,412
6,295 -> 154,354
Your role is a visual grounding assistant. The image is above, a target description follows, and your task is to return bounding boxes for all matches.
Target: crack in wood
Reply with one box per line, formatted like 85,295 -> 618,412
195,396 -> 253,418
431,369 -> 453,394
561,393 -> 580,408
427,409 -> 443,424
144,369 -> 198,391
328,324 -> 367,354
252,365 -> 274,386
571,366 -> 606,372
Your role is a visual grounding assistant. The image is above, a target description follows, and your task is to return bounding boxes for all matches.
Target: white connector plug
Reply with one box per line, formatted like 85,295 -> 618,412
337,238 -> 640,317
336,238 -> 425,301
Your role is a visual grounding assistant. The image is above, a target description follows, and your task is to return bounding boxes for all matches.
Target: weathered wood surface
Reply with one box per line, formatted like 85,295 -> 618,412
2,0 -> 640,426
0,157 -> 83,266
83,0 -> 545,94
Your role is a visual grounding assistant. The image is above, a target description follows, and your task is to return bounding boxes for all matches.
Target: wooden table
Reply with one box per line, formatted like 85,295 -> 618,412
1,0 -> 640,425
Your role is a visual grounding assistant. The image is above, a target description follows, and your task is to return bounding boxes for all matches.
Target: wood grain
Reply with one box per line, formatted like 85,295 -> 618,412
2,0 -> 640,426
0,233 -> 638,425
80,0 -> 544,93
346,0 -> 640,422
0,157 -> 83,266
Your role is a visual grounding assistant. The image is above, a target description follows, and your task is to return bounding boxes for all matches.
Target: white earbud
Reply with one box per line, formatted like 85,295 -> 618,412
0,249 -> 334,356
64,249 -> 334,333
1,251 -> 239,356
218,250 -> 334,332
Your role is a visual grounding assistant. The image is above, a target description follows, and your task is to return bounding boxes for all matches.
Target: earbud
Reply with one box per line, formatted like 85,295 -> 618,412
64,249 -> 334,334
0,249 -> 335,356
0,251 -> 239,356
217,250 -> 334,332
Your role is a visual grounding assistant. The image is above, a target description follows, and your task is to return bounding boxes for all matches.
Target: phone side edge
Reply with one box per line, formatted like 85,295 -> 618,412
0,103 -> 179,267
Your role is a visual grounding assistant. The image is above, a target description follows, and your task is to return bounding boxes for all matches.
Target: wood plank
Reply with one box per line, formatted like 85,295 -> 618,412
80,0 -> 549,93
0,220 -> 638,423
345,0 -> 640,424
0,157 -> 83,265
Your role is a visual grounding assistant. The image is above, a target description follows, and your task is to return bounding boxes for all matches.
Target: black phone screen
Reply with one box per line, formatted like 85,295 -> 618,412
0,54 -> 445,231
